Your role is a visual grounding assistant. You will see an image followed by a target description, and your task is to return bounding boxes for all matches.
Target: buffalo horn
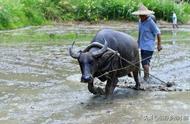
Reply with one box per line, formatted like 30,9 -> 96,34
92,39 -> 108,57
83,43 -> 98,52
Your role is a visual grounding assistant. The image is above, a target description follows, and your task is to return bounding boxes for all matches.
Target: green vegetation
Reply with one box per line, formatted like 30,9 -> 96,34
0,28 -> 94,44
0,27 -> 189,45
0,0 -> 190,30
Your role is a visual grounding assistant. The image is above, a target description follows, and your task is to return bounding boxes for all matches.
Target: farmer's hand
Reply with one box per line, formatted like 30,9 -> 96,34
157,45 -> 162,52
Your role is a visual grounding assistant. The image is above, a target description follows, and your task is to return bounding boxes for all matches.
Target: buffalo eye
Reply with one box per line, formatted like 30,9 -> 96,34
88,59 -> 94,65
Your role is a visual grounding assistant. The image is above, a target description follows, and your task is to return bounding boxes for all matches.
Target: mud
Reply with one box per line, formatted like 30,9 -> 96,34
0,25 -> 190,124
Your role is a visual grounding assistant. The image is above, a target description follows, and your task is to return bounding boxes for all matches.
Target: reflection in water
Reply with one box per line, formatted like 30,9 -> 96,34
0,36 -> 189,124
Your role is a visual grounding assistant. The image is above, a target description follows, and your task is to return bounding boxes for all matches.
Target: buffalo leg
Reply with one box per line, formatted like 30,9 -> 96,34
88,81 -> 104,95
133,70 -> 140,89
105,77 -> 118,97
88,82 -> 96,94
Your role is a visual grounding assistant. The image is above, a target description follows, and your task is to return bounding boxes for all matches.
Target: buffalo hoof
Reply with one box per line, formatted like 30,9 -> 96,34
134,85 -> 140,90
95,87 -> 105,95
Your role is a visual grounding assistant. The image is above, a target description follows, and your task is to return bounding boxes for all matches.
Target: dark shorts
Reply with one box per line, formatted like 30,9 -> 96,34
141,50 -> 154,65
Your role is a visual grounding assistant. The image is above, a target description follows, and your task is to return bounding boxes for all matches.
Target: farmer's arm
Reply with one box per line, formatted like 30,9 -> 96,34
157,34 -> 162,51
150,20 -> 162,52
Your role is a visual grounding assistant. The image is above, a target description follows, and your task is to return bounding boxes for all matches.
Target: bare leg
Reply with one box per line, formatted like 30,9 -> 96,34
143,64 -> 149,81
172,24 -> 175,29
176,24 -> 179,28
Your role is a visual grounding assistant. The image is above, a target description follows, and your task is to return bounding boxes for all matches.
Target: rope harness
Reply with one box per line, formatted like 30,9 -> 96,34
96,48 -> 167,84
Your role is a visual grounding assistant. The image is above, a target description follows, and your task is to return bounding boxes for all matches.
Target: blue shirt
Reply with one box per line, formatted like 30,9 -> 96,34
138,17 -> 161,51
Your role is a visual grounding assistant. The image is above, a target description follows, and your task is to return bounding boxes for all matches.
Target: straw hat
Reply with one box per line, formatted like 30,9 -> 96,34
132,5 -> 155,15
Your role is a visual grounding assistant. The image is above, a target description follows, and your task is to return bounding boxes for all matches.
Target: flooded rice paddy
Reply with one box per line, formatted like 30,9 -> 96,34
0,24 -> 190,124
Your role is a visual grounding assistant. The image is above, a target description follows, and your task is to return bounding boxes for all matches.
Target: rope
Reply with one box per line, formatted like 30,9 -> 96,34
117,54 -> 167,84
151,51 -> 160,70
96,50 -> 167,84
97,54 -> 150,78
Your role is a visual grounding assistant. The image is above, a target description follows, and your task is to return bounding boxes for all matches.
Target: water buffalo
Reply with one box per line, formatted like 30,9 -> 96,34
69,29 -> 140,96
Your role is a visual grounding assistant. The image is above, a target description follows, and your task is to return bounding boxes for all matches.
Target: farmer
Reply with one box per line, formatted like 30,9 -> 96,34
172,11 -> 178,29
132,4 -> 162,81
172,11 -> 178,44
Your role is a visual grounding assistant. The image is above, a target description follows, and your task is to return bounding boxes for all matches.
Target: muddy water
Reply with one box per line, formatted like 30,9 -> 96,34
0,31 -> 190,124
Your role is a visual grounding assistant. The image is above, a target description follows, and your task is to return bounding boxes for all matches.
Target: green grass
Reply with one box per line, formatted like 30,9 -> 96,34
0,30 -> 93,44
0,28 -> 189,45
